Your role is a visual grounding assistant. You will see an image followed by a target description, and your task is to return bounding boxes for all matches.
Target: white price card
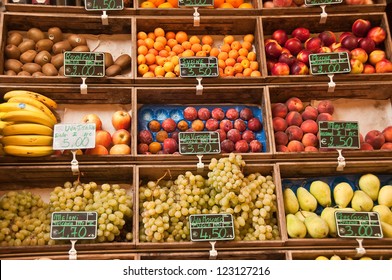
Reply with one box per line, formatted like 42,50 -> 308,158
53,123 -> 96,150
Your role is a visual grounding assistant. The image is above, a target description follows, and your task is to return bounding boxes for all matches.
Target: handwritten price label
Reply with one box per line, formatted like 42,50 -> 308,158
53,123 -> 96,150
178,0 -> 214,6
309,52 -> 350,75
335,211 -> 383,239
85,0 -> 124,10
50,212 -> 98,240
305,0 -> 342,6
179,57 -> 219,78
318,121 -> 360,149
178,131 -> 220,155
190,213 -> 235,241
64,52 -> 105,78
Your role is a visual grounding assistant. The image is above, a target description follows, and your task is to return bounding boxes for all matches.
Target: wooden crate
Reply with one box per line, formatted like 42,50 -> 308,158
133,16 -> 265,85
0,12 -> 134,84
0,85 -> 134,164
261,12 -> 392,83
277,160 -> 392,247
267,82 -> 392,160
0,164 -> 136,258
135,163 -> 287,250
134,86 -> 274,161
287,249 -> 392,260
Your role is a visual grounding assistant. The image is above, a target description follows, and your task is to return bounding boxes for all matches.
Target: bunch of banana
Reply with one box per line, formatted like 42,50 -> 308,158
0,90 -> 59,157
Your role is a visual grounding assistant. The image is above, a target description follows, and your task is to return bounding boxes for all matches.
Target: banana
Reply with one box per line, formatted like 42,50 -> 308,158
3,90 -> 58,109
1,135 -> 53,146
0,143 -> 4,156
2,123 -> 53,136
1,110 -> 55,128
0,121 -> 13,133
0,112 -> 6,120
0,102 -> 46,114
7,96 -> 57,123
3,145 -> 53,157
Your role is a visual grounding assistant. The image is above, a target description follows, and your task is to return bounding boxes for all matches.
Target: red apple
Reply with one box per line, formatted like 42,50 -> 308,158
304,37 -> 322,53
297,49 -> 312,65
318,31 -> 336,47
247,118 -> 263,132
221,139 -> 235,153
352,19 -> 372,37
351,48 -> 368,63
82,113 -> 102,131
375,59 -> 392,73
137,143 -> 149,154
291,27 -> 310,43
95,129 -> 112,149
284,38 -> 303,56
367,26 -> 386,45
272,29 -> 288,45
211,108 -> 225,121
239,107 -> 254,121
341,35 -> 358,51
358,37 -> 376,54
265,41 -> 283,59
109,144 -> 131,155
290,61 -> 309,75
271,62 -> 290,75
112,129 -> 131,145
368,50 -> 386,66
112,110 -> 131,130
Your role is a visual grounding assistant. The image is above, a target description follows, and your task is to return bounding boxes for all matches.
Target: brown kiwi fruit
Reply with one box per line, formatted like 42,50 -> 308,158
18,39 -> 36,53
20,50 -> 37,64
7,32 -> 24,46
52,40 -> 72,54
72,45 -> 90,52
4,44 -> 21,59
22,63 -> 42,74
51,53 -> 64,69
58,66 -> 64,76
5,59 -> 23,73
17,71 -> 32,76
47,27 -> 63,44
104,52 -> 114,68
35,39 -> 54,52
5,70 -> 17,75
27,28 -> 46,43
67,34 -> 87,48
42,63 -> 58,76
34,51 -> 52,66
114,54 -> 131,70
105,64 -> 122,77
32,72 -> 45,77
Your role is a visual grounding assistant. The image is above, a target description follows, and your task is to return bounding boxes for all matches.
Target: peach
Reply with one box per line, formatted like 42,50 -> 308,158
212,108 -> 225,121
380,142 -> 392,150
95,130 -> 112,149
365,129 -> 385,150
382,126 -> 392,142
271,103 -> 288,118
284,38 -> 303,56
247,117 -> 263,132
302,132 -> 318,147
184,106 -> 198,121
197,108 -> 211,121
368,50 -> 386,66
304,146 -> 318,152
85,144 -> 109,155
351,48 -> 368,64
163,138 -> 178,154
276,145 -> 288,152
235,139 -> 249,153
318,30 -> 336,47
239,107 -> 254,121
271,62 -> 290,75
316,113 -> 333,123
352,19 -> 371,37
359,133 -> 364,143
285,97 -> 304,112
317,100 -> 334,115
138,129 -> 153,144
287,140 -> 305,152
285,111 -> 303,127
191,119 -> 205,131
273,117 -> 288,132
249,140 -> 263,152
290,61 -> 309,75
292,27 -> 310,43
274,131 -> 288,146
363,63 -> 376,74
272,29 -> 288,45
148,120 -> 161,132
375,59 -> 392,73
221,139 -> 235,153
137,143 -> 149,154
304,37 -> 322,52
242,130 -> 256,143
301,106 -> 318,121
360,142 -> 374,151
367,26 -> 386,45
220,119 -> 233,132
272,0 -> 292,7
109,144 -> 131,155
216,129 -> 227,141
226,108 -> 239,120
161,118 -> 177,133
234,119 -> 247,132
265,41 -> 283,59
300,119 -> 318,134
286,125 -> 304,142
297,49 -> 312,65
350,59 -> 364,74
205,118 -> 219,131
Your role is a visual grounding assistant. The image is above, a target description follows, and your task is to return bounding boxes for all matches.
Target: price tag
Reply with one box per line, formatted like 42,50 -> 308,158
189,213 -> 235,241
179,131 -> 220,155
309,52 -> 351,75
85,0 -> 124,10
64,52 -> 105,77
53,123 -> 96,150
50,211 -> 98,240
318,121 -> 360,149
178,0 -> 214,6
335,211 -> 383,239
179,57 -> 219,78
305,0 -> 343,6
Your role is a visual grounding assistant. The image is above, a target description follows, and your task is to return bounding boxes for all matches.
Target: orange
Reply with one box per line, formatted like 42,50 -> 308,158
172,44 -> 185,54
148,0 -> 165,7
137,31 -> 148,40
191,43 -> 202,53
220,43 -> 231,53
213,0 -> 224,8
241,41 -> 253,51
218,59 -> 226,69
244,34 -> 254,43
138,45 -> 148,55
240,58 -> 250,68
175,31 -> 188,44
238,2 -> 252,8
218,51 -> 228,61
250,70 -> 261,77
167,38 -> 178,48
165,71 -> 177,78
158,2 -> 174,8
163,61 -> 175,72
170,55 -> 179,65
235,73 -> 244,77
138,64 -> 149,75
154,65 -> 165,76
140,1 -> 156,8
237,55 -> 247,63
165,45 -> 171,52
225,57 -> 236,67
143,71 -> 155,78
223,35 -> 235,45
145,53 -> 156,65
137,39 -> 147,47
156,56 -> 166,66
155,36 -> 167,46
159,49 -> 170,57
147,32 -> 156,40
181,49 -> 195,57
249,61 -> 259,71
148,48 -> 158,56
167,0 -> 179,7
233,63 -> 243,73
224,66 -> 235,76
225,0 -> 243,8
144,37 -> 155,49
243,67 -> 252,76
202,44 -> 211,54
247,51 -> 257,61
231,41 -> 241,51
137,54 -> 146,65
228,49 -> 239,60
201,35 -> 214,45
149,64 -> 158,72
189,35 -> 201,45
149,142 -> 162,153
238,47 -> 249,57
154,27 -> 165,37
210,47 -> 220,57
174,64 -> 180,75
181,41 -> 192,50
169,51 -> 177,57
153,41 -> 165,51
196,50 -> 207,56
166,31 -> 176,40
219,68 -> 225,77
219,3 -> 234,8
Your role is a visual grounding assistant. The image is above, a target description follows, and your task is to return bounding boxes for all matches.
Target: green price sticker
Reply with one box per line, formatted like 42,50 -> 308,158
318,121 -> 360,149
178,0 -> 214,6
53,123 -> 96,150
50,211 -> 98,240
179,57 -> 219,78
189,213 -> 235,241
309,52 -> 351,75
85,0 -> 124,10
305,0 -> 342,6
64,52 -> 105,77
335,211 -> 383,239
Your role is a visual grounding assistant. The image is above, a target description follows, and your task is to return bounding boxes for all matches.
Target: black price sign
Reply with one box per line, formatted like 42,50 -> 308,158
305,0 -> 342,6
318,121 -> 360,149
178,0 -> 214,6
309,52 -> 351,75
189,213 -> 235,241
50,211 -> 98,240
179,57 -> 219,78
179,131 -> 220,155
85,0 -> 124,10
335,211 -> 383,239
53,123 -> 96,150
64,52 -> 105,77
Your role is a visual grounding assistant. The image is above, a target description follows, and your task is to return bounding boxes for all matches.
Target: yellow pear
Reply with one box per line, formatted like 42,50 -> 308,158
320,207 -> 338,237
351,190 -> 374,212
295,210 -> 317,222
309,180 -> 331,207
372,205 -> 392,225
378,185 -> 392,207
286,213 -> 307,238
283,188 -> 299,214
330,255 -> 341,260
333,182 -> 354,208
381,221 -> 392,238
304,214 -> 329,238
359,257 -> 373,260
358,173 -> 380,201
315,256 -> 329,260
297,186 -> 318,212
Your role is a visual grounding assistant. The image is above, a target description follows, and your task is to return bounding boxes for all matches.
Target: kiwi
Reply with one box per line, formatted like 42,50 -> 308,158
5,59 -> 23,73
27,28 -> 46,43
104,52 -> 114,68
51,53 -> 64,69
7,32 -> 24,46
5,70 -> 17,76
22,63 -> 42,74
34,50 -> 52,66
58,66 -> 64,76
18,39 -> 36,53
42,63 -> 58,76
17,71 -> 32,76
114,54 -> 131,70
105,64 -> 122,77
20,50 -> 37,64
5,44 -> 21,59
72,45 -> 90,52
32,72 -> 45,77
47,27 -> 63,44
36,39 -> 54,52
52,40 -> 72,54
67,34 -> 87,48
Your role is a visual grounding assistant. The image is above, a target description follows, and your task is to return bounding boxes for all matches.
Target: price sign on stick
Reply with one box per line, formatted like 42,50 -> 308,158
179,131 -> 220,155
309,52 -> 351,75
50,211 -> 98,240
53,123 -> 96,150
85,0 -> 124,10
178,0 -> 214,6
190,213 -> 235,241
179,57 -> 219,77
318,121 -> 360,149
305,0 -> 343,6
335,211 -> 383,238
64,52 -> 105,77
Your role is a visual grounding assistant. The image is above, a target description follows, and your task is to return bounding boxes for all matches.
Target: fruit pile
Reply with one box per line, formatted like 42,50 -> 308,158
4,27 -> 131,77
283,173 -> 392,239
0,90 -> 58,157
137,105 -> 265,154
137,28 -> 260,78
0,181 -> 133,246
263,0 -> 374,8
361,126 -> 392,151
140,0 -> 254,9
265,18 -> 392,75
139,153 -> 280,242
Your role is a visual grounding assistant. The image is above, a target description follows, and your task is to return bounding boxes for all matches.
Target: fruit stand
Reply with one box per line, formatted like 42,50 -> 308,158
0,1 -> 392,260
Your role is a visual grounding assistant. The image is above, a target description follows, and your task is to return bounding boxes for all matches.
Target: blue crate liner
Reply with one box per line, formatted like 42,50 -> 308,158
282,174 -> 392,215
138,104 -> 267,153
